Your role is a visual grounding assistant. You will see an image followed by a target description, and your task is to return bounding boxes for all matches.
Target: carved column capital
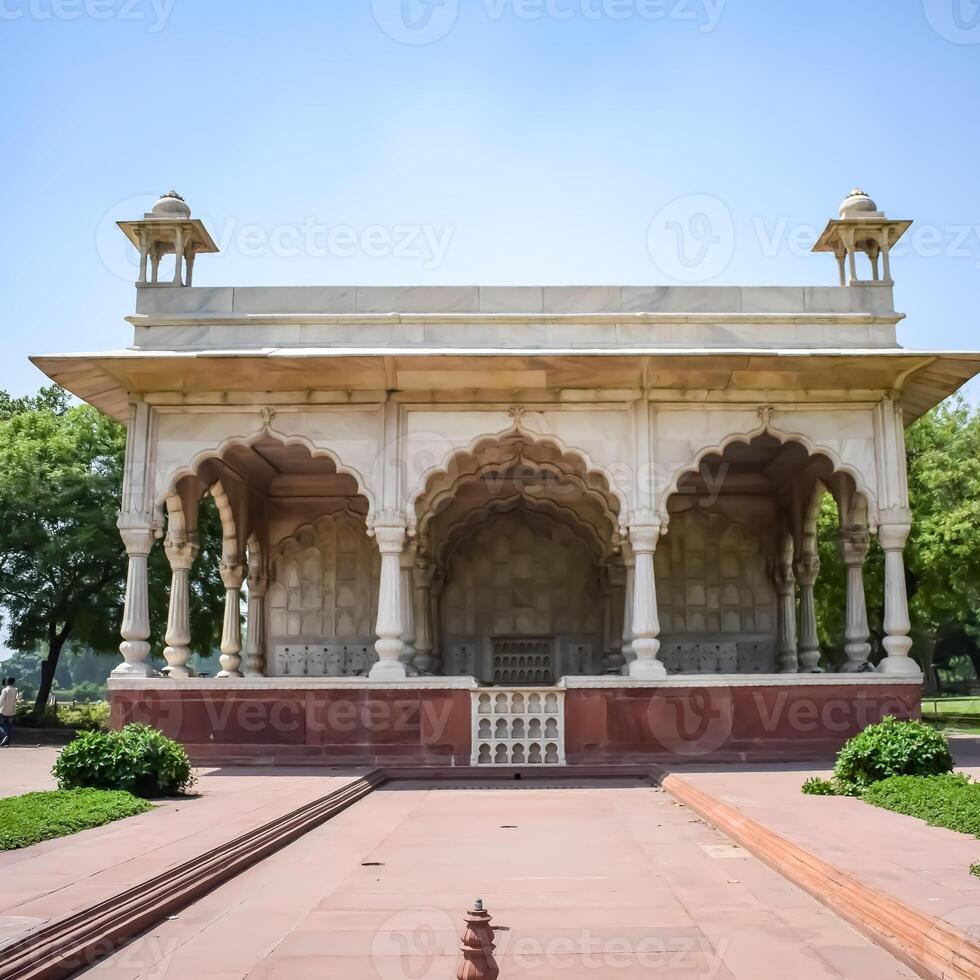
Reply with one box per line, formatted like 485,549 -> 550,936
878,521 -> 911,552
628,522 -> 661,554
374,524 -> 407,555
794,555 -> 821,587
837,527 -> 870,566
119,525 -> 156,557
219,561 -> 246,590
164,539 -> 199,572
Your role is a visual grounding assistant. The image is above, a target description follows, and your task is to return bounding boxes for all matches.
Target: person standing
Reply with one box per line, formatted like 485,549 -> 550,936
0,678 -> 17,747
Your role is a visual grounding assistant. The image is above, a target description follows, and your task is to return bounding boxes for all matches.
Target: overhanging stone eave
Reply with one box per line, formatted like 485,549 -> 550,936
30,347 -> 980,426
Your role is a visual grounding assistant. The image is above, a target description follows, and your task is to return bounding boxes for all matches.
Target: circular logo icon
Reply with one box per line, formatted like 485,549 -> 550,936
371,0 -> 460,45
94,193 -> 158,283
923,0 -> 980,44
644,685 -> 734,759
647,193 -> 735,283
371,906 -> 458,980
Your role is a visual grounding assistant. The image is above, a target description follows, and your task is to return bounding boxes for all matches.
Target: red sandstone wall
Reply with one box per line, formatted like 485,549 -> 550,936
109,683 -> 921,767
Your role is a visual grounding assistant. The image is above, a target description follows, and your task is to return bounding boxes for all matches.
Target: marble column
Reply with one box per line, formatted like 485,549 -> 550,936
795,552 -> 822,672
878,520 -> 919,676
217,561 -> 245,678
838,528 -> 872,672
371,524 -> 407,681
163,539 -> 198,678
412,561 -> 436,675
620,560 -> 635,674
114,526 -> 156,677
243,576 -> 269,677
629,525 -> 667,680
774,542 -> 798,674
398,558 -> 418,675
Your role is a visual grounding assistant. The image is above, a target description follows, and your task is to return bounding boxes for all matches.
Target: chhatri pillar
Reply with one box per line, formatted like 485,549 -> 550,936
114,524 -> 157,677
371,522 -> 407,681
217,560 -> 246,678
628,523 -> 667,680
878,515 -> 919,676
838,526 -> 872,672
163,538 -> 198,678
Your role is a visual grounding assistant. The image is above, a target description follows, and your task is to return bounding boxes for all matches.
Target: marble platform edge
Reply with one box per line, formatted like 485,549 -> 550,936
108,673 -> 922,692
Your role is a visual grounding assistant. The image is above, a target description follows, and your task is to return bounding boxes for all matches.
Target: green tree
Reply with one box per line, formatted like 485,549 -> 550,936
0,387 -> 224,714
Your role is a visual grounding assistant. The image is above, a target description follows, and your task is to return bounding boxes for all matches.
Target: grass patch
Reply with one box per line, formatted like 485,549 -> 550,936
0,789 -> 153,851
861,774 -> 980,837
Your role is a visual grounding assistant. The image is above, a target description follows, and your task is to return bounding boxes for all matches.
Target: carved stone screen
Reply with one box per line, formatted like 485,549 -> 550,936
441,511 -> 603,680
267,513 -> 379,673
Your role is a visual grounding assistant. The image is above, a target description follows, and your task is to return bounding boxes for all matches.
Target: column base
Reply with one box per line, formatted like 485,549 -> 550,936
628,659 -> 668,680
111,660 -> 157,678
877,656 -> 922,677
369,659 -> 408,681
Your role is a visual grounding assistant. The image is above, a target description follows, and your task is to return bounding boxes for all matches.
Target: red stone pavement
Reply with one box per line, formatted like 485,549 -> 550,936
0,749 -> 367,950
77,779 -> 915,979
664,735 -> 980,947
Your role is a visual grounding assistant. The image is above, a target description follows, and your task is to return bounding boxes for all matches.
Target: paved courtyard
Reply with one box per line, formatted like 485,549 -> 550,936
79,778 -> 915,979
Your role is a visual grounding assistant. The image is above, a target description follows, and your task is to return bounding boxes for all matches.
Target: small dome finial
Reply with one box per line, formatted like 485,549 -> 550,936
151,190 -> 191,219
839,188 -> 879,218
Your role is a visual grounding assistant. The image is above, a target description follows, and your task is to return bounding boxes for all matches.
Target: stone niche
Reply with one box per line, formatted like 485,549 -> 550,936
655,511 -> 777,672
267,512 -> 379,675
441,510 -> 603,682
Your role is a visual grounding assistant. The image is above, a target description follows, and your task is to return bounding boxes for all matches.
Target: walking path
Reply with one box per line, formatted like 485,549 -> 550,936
0,755 -> 366,950
78,779 -> 915,979
666,753 -> 980,947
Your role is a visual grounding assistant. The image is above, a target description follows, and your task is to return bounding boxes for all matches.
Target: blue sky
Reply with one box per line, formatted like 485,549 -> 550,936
1,0 -> 979,398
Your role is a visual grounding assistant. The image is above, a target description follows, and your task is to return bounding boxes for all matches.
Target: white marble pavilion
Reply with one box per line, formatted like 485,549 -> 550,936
28,190 -> 980,764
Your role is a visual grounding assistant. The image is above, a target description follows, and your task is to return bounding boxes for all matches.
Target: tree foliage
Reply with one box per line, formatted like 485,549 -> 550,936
0,386 -> 223,712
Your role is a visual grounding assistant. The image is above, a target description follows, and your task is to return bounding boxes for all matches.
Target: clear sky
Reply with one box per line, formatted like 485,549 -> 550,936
1,0 -> 978,398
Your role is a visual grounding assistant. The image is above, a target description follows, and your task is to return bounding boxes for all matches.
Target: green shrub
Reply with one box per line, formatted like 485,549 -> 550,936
862,773 -> 980,837
801,776 -> 837,795
971,862 -> 980,878
0,789 -> 152,851
833,716 -> 953,795
53,723 -> 194,797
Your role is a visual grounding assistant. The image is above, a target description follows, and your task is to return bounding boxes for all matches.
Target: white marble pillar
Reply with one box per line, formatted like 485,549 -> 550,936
412,562 -> 436,675
371,525 -> 407,681
839,528 -> 872,672
217,561 -> 245,678
243,576 -> 269,677
795,553 -> 821,672
163,539 -> 198,678
114,527 -> 157,677
774,546 -> 798,674
620,560 -> 635,674
398,561 -> 418,675
628,525 -> 667,680
878,521 -> 919,675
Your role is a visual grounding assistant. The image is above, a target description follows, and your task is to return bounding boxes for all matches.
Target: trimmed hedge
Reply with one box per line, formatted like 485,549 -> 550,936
862,773 -> 980,838
832,716 -> 953,795
0,789 -> 152,851
53,723 -> 194,797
